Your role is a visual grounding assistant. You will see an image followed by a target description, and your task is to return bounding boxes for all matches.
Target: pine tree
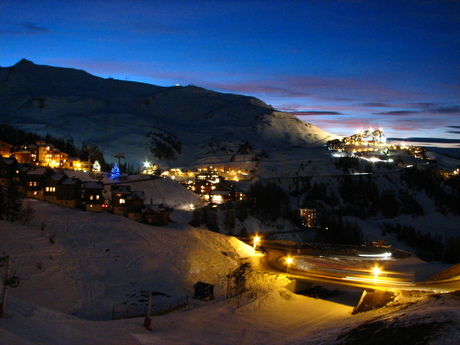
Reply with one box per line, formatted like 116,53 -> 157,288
110,163 -> 120,180
93,160 -> 101,173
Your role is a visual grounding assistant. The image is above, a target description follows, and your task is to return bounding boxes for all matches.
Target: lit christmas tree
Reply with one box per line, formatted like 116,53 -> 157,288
93,160 -> 101,173
110,163 -> 120,180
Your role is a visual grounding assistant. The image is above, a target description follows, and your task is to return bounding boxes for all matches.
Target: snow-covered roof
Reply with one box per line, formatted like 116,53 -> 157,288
110,184 -> 131,193
83,181 -> 104,189
128,190 -> 145,200
0,157 -> 15,165
61,177 -> 80,185
210,189 -> 231,196
26,167 -> 49,175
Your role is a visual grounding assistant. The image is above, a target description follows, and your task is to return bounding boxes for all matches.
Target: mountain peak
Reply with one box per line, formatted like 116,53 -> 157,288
15,58 -> 35,67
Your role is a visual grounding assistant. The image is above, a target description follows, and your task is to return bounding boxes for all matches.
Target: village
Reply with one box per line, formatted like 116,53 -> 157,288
326,128 -> 427,161
0,138 -> 254,226
1,131 -> 456,230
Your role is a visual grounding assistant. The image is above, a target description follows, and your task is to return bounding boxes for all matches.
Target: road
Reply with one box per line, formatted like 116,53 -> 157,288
257,243 -> 460,293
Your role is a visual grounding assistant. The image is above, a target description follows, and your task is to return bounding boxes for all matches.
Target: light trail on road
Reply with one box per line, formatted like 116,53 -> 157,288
258,245 -> 460,293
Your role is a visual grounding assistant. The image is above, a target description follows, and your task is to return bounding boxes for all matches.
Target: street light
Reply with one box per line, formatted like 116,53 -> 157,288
286,257 -> 293,274
373,266 -> 381,284
253,236 -> 260,250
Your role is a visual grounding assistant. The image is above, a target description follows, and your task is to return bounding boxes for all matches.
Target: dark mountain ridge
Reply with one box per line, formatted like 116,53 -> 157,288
0,59 -> 338,171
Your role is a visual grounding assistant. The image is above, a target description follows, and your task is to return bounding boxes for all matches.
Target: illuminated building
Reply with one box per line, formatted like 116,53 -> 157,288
299,208 -> 317,228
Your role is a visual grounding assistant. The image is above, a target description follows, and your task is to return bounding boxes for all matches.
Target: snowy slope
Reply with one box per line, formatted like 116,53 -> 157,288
101,174 -> 203,211
1,200 -> 254,320
0,60 -> 340,172
1,201 -> 459,344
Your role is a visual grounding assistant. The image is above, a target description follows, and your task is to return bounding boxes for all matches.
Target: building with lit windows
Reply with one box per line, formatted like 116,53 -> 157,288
299,208 -> 317,228
0,141 -> 13,157
110,184 -> 132,216
82,181 -> 105,212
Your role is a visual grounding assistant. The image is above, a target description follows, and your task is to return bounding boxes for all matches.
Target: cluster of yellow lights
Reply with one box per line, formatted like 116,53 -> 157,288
155,164 -> 248,182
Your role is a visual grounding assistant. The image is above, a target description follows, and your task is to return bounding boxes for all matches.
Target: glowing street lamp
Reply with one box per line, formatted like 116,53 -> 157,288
373,266 -> 381,284
286,257 -> 293,274
253,236 -> 261,250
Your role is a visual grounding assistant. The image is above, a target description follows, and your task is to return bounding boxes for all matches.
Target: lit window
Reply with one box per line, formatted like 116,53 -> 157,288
120,198 -> 126,204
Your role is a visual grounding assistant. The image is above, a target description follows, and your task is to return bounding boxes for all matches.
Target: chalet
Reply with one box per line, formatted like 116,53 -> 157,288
55,176 -> 81,208
22,167 -> 54,200
52,148 -> 70,169
127,191 -> 146,222
44,173 -> 66,203
13,164 -> 29,194
208,180 -> 247,204
209,188 -> 231,204
111,185 -> 132,216
67,157 -> 84,171
193,178 -> 215,196
82,181 -> 105,212
299,208 -> 317,228
43,173 -> 82,208
0,141 -> 13,158
195,168 -> 220,182
0,157 -> 17,187
13,143 -> 39,164
143,204 -> 170,225
9,141 -> 77,169
13,147 -> 32,164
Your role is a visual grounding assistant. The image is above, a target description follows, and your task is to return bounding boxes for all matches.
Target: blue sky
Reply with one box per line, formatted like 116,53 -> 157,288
1,0 -> 459,146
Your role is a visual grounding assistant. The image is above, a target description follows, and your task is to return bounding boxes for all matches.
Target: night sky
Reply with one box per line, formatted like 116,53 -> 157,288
1,0 -> 459,147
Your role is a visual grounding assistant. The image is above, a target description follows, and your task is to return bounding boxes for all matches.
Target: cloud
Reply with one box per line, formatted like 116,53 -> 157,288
374,110 -> 420,115
292,111 -> 342,116
374,104 -> 460,116
410,103 -> 460,114
360,102 -> 391,107
0,21 -> 51,35
434,106 -> 460,114
387,137 -> 460,144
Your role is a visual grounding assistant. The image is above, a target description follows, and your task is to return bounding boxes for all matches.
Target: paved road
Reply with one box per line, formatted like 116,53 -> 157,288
258,244 -> 460,293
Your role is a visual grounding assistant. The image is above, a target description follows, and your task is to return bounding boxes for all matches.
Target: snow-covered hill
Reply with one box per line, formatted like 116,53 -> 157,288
1,199 -> 255,320
0,59 -> 339,173
1,200 -> 459,344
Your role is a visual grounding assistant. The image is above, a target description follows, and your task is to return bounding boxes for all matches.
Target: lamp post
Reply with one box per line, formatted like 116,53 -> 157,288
142,290 -> 153,331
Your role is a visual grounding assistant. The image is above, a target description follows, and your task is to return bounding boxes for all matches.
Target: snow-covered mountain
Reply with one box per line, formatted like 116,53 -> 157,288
0,59 -> 339,172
